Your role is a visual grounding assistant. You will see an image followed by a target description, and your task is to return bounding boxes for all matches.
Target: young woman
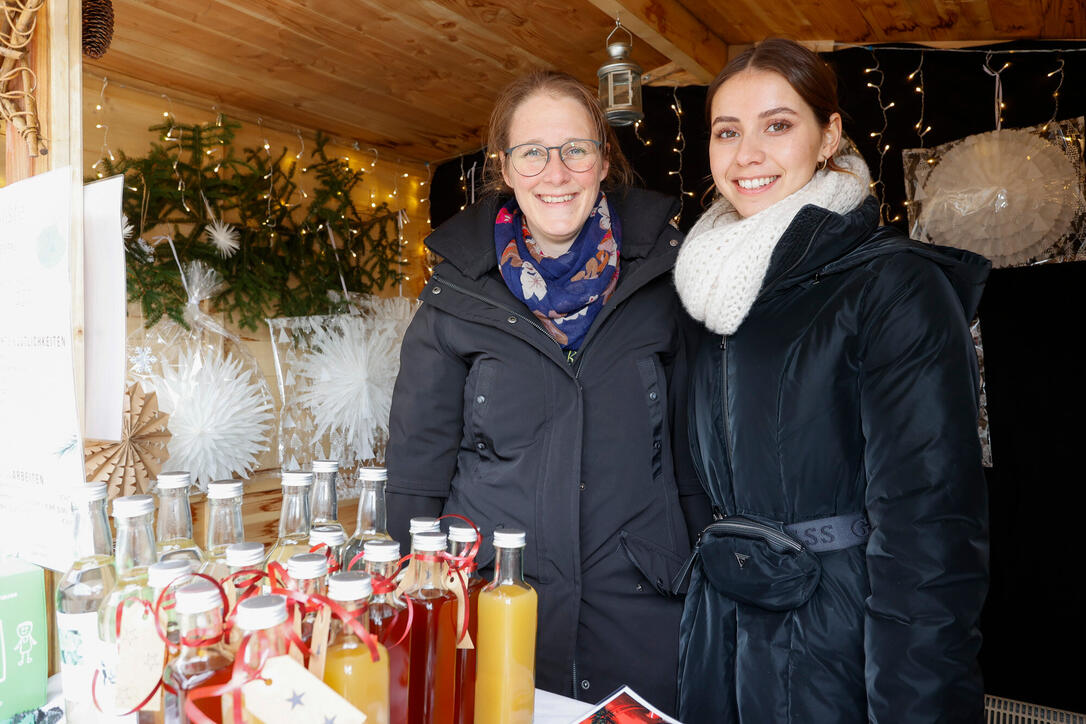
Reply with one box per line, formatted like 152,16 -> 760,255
386,70 -> 710,712
674,39 -> 990,722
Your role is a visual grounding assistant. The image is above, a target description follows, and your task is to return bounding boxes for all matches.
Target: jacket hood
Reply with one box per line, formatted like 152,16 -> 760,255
766,196 -> 991,319
425,188 -> 681,280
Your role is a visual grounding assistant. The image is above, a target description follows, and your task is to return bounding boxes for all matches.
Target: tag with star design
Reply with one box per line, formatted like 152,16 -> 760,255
241,655 -> 364,723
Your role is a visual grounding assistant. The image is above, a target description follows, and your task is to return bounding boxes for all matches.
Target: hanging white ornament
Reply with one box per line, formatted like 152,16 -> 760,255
121,213 -> 135,241
202,196 -> 241,258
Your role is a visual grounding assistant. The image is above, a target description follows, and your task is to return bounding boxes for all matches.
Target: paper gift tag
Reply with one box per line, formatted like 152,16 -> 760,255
306,607 -> 332,679
443,570 -> 474,650
114,602 -> 167,712
241,655 -> 365,724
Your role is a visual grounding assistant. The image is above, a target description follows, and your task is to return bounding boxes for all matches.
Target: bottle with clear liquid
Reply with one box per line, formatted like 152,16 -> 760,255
266,471 -> 313,566
201,480 -> 244,580
404,530 -> 457,724
155,471 -> 204,565
343,467 -> 392,571
163,579 -> 233,723
474,529 -> 538,724
323,572 -> 390,724
285,553 -> 328,649
310,460 -> 343,534
149,559 -> 196,649
448,524 -> 484,724
364,540 -> 411,723
56,482 -> 118,723
310,524 -> 347,571
233,595 -> 289,723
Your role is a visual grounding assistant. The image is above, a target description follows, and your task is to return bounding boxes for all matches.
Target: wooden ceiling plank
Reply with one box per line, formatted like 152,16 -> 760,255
582,0 -> 730,82
781,0 -> 878,42
1040,0 -> 1086,37
986,0 -> 1044,35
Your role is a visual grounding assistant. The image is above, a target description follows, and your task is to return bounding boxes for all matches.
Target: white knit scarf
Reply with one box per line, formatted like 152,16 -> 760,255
674,155 -> 872,336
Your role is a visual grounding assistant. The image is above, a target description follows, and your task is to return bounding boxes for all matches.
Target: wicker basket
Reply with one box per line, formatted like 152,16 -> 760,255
986,695 -> 1086,724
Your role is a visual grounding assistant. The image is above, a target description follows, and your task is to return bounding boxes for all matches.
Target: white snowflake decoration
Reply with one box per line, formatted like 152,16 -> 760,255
151,345 -> 274,487
129,346 -> 158,376
204,217 -> 240,258
121,213 -> 135,241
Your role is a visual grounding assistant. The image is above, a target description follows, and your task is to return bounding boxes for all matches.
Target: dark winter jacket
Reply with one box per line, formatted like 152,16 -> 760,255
677,196 -> 991,723
386,188 -> 712,712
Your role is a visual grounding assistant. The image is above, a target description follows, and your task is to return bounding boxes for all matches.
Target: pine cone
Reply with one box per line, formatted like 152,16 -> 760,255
82,0 -> 114,59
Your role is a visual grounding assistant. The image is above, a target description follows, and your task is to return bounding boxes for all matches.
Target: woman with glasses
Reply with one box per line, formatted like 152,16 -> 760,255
386,70 -> 709,713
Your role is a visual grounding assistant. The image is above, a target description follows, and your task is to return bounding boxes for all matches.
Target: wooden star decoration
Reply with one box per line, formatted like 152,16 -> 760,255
84,383 -> 172,499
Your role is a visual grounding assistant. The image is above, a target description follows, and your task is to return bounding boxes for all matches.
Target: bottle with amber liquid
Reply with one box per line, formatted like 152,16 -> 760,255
343,467 -> 392,570
474,529 -> 538,724
163,579 -> 233,723
447,523 -> 484,724
155,471 -> 204,565
404,530 -> 457,724
201,480 -> 245,580
233,595 -> 289,723
363,539 -> 411,723
266,471 -> 313,566
323,572 -> 390,724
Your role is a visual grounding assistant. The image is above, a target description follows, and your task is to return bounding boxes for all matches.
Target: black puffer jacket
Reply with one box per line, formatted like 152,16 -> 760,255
677,197 -> 990,722
387,188 -> 711,712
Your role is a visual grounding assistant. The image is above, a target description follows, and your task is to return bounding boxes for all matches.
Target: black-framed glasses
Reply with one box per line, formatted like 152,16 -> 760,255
504,139 -> 602,177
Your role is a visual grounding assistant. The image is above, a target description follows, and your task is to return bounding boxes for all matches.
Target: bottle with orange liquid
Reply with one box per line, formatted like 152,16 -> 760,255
323,572 -> 390,724
363,539 -> 411,723
163,579 -> 233,723
266,471 -> 313,566
404,530 -> 457,724
474,529 -> 538,724
233,595 -> 290,723
447,523 -> 484,724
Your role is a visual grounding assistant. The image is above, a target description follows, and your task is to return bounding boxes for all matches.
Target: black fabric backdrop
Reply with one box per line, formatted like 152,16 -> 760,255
429,40 -> 1086,712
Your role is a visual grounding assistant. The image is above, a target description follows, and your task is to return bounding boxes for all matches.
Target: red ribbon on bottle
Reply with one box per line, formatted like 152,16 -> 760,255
309,541 -> 342,574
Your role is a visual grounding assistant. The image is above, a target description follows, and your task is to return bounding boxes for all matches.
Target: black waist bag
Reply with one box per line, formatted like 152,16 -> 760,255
696,516 -> 822,611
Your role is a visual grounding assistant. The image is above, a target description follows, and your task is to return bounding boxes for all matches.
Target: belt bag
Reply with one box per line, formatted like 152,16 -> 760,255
678,513 -> 870,612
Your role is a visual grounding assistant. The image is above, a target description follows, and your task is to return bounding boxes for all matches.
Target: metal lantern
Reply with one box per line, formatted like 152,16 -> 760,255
597,20 -> 643,126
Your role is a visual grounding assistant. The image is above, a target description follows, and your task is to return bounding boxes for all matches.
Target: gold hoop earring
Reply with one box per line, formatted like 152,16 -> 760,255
817,158 -> 828,172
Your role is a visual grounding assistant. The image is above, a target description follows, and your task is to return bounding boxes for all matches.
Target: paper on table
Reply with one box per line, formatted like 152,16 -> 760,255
82,175 -> 126,442
0,167 -> 82,572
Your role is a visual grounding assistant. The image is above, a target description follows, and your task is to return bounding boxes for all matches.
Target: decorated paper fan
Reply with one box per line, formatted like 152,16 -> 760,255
914,127 -> 1082,266
84,383 -> 172,498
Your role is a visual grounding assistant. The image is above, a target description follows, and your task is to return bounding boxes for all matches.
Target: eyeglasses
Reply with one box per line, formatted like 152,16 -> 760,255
504,139 -> 602,177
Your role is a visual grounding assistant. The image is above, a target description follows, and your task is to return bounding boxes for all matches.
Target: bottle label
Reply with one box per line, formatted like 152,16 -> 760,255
242,655 -> 364,723
56,611 -> 102,704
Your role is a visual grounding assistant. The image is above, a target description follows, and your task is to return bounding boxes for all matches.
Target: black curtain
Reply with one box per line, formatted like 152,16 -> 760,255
429,39 -> 1086,712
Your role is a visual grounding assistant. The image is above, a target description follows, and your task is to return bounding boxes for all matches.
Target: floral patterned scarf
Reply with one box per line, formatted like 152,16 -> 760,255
495,193 -> 620,354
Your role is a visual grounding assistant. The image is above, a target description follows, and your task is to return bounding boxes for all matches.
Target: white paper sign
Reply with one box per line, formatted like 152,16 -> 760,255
241,655 -> 365,723
83,175 -> 125,442
0,167 -> 82,570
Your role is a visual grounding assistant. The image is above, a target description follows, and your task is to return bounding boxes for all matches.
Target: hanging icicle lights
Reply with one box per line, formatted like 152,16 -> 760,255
863,51 -> 896,224
91,76 -> 113,178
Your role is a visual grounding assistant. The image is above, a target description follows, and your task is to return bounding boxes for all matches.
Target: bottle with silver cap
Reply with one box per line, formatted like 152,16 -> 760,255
323,572 -> 390,724
98,494 -> 158,643
475,529 -> 537,724
234,595 -> 289,716
310,460 -> 344,534
148,559 -> 196,647
155,471 -> 204,565
225,542 -> 265,575
285,552 -> 329,647
404,530 -> 457,722
310,524 -> 347,571
162,579 -> 233,723
343,466 -> 392,571
395,516 -> 441,583
362,539 -> 411,723
267,470 -> 313,565
56,482 -> 118,723
448,523 -> 484,724
201,479 -> 245,578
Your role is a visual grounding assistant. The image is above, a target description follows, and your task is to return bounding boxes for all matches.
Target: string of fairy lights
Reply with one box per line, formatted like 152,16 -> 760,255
86,72 -> 434,288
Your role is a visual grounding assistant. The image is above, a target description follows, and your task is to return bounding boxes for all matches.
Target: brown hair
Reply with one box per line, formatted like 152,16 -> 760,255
706,38 -> 847,173
483,70 -> 635,194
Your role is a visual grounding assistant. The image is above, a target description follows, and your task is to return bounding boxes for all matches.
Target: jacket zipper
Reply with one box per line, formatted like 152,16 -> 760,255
719,335 -> 734,491
432,274 -> 563,350
698,517 -> 804,552
572,657 -> 579,699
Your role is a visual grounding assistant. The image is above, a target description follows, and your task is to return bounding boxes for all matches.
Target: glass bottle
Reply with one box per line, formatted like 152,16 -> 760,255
266,471 -> 313,566
323,572 -> 390,724
201,480 -> 244,580
448,523 -> 485,724
163,579 -> 233,723
404,531 -> 456,724
233,595 -> 289,723
155,471 -> 204,565
285,552 -> 328,648
310,524 -> 347,572
56,482 -> 117,723
148,558 -> 196,648
474,529 -> 538,724
343,467 -> 392,571
310,460 -> 343,534
364,540 -> 411,723
226,542 -> 266,575
97,495 -> 157,718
